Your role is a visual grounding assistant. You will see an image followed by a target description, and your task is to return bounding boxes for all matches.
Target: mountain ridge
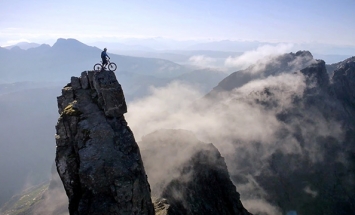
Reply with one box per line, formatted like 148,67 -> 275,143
0,38 -> 189,82
1,51 -> 354,215
197,54 -> 355,215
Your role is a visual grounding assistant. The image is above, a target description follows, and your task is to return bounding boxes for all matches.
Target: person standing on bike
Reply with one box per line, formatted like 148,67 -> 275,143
101,48 -> 110,68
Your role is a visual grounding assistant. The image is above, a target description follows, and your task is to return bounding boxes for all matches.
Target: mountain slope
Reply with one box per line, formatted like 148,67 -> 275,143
0,86 -> 60,207
3,42 -> 41,50
198,55 -> 355,215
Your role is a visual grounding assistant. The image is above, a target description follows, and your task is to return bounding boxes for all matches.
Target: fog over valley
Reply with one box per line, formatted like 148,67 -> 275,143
0,37 -> 354,215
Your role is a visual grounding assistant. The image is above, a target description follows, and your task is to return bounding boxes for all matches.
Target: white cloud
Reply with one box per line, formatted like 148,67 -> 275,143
188,55 -> 217,68
127,73 -> 307,148
242,199 -> 282,215
225,43 -> 294,69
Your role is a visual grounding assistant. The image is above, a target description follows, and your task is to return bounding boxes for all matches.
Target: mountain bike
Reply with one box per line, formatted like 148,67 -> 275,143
93,59 -> 117,71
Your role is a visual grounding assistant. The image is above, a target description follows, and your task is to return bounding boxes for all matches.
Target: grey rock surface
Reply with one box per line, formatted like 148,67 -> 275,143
55,70 -> 154,215
140,129 -> 251,215
331,56 -> 355,109
161,143 -> 252,215
300,60 -> 330,91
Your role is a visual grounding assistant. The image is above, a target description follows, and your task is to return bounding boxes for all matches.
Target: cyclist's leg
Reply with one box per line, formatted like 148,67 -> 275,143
102,58 -> 107,67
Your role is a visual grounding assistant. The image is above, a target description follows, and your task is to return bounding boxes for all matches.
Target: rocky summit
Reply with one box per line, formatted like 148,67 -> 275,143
55,70 -> 155,215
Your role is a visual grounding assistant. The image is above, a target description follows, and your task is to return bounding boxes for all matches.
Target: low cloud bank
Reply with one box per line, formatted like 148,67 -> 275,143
188,55 -> 217,68
225,43 -> 294,70
126,54 -> 344,214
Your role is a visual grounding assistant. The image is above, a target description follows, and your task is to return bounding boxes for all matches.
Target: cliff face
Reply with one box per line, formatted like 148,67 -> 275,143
331,56 -> 355,111
300,60 -> 330,91
55,70 -> 154,215
140,129 -> 251,215
161,143 -> 251,215
259,59 -> 355,215
201,56 -> 355,215
53,70 -> 252,215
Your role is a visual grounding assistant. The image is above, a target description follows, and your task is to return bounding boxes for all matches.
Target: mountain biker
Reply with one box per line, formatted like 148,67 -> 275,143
101,48 -> 110,68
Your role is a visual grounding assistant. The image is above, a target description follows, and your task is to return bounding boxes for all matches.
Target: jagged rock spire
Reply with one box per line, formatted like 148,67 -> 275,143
55,70 -> 154,215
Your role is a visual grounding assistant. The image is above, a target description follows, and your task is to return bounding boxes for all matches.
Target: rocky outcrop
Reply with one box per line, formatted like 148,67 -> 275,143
55,70 -> 154,215
140,129 -> 251,215
300,60 -> 330,91
53,70 -> 253,215
331,56 -> 355,109
161,143 -> 251,215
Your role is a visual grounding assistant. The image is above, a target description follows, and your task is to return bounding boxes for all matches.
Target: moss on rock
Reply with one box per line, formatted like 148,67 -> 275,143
62,103 -> 81,116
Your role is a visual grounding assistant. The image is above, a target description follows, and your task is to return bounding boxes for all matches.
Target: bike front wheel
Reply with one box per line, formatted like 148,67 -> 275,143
94,63 -> 102,71
108,62 -> 117,71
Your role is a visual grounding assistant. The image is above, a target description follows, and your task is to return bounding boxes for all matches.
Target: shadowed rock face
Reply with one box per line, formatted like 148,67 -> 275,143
55,70 -> 154,215
161,143 -> 252,215
331,56 -> 355,110
194,54 -> 355,215
140,129 -> 251,215
301,60 -> 330,91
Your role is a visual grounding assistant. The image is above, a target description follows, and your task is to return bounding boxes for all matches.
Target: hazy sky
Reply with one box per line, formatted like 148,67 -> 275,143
0,0 -> 354,46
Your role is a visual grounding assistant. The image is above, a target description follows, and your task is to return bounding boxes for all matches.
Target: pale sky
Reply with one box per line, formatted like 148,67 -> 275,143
0,0 -> 354,46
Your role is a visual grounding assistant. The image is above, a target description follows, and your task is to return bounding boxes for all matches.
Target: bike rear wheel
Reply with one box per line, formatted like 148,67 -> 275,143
94,63 -> 102,71
108,62 -> 117,71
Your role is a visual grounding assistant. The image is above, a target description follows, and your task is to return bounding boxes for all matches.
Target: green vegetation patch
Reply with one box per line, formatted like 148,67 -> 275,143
1,183 -> 49,215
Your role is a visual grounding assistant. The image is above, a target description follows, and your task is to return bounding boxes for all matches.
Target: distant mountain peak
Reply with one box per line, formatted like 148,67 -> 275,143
10,46 -> 23,51
295,50 -> 312,56
4,42 -> 41,50
52,38 -> 89,49
55,38 -> 80,43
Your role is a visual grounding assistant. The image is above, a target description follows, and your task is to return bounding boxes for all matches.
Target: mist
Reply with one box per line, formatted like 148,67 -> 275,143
0,86 -> 60,206
225,44 -> 294,70
0,38 -> 352,214
125,54 -> 345,214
